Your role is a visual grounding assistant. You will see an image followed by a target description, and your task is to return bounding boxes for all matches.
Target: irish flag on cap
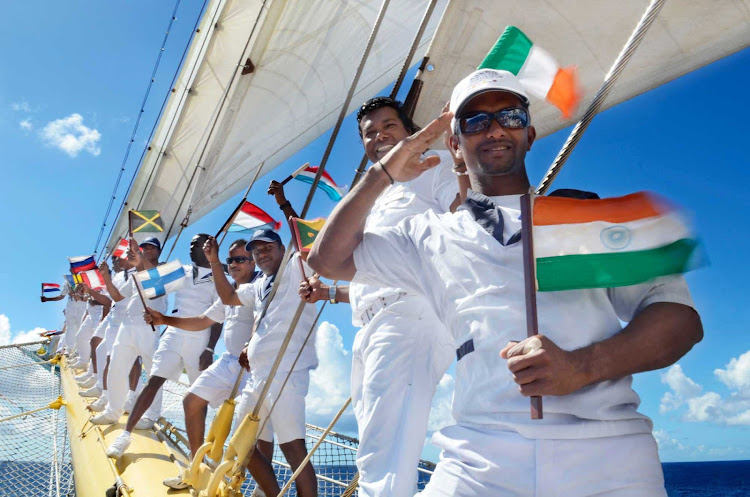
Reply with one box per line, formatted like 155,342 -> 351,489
479,26 -> 580,118
532,192 -> 701,292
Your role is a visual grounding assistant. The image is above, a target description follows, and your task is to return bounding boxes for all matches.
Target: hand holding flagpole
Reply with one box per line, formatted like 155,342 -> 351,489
128,212 -> 157,332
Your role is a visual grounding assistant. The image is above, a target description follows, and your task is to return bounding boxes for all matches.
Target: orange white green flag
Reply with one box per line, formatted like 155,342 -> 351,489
479,25 -> 581,118
532,192 -> 700,292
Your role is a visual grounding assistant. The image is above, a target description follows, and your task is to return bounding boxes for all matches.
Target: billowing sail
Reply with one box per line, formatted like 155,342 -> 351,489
408,0 -> 750,139
105,0 -> 448,253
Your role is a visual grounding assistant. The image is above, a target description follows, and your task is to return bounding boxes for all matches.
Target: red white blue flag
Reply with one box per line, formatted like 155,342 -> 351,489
42,283 -> 61,294
229,202 -> 281,233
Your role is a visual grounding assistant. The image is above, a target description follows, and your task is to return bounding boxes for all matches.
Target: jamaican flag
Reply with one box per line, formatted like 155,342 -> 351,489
129,210 -> 164,234
290,217 -> 325,253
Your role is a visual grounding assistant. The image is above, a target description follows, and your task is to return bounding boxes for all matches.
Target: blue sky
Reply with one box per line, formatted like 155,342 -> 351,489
1,1 -> 748,463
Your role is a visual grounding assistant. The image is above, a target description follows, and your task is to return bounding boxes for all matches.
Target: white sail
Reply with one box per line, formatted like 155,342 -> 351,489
105,0 -> 447,253
409,0 -> 750,139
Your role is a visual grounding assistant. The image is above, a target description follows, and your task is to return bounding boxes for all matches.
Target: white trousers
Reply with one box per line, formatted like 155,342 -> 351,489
95,321 -> 121,389
102,322 -> 161,420
75,315 -> 98,365
420,425 -> 666,497
62,313 -> 84,353
351,298 -> 454,497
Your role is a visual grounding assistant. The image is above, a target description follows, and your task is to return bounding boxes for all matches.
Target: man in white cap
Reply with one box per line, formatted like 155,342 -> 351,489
206,229 -> 318,497
309,69 -> 703,496
297,97 -> 463,497
91,237 -> 168,426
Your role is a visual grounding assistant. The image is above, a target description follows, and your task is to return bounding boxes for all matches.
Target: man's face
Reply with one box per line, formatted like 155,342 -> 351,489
359,106 -> 411,163
249,240 -> 285,276
190,235 -> 210,267
140,244 -> 161,265
452,91 -> 536,178
227,246 -> 255,283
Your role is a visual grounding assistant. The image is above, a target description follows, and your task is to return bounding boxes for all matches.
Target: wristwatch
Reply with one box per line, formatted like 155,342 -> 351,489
328,285 -> 338,304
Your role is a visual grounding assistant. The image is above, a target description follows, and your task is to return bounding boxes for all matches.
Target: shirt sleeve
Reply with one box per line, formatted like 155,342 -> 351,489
607,275 -> 696,322
203,297 -> 226,323
427,150 -> 460,213
352,219 -> 425,294
236,281 -> 257,308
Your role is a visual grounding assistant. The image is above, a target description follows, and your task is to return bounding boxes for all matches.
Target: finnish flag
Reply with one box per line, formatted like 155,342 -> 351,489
135,260 -> 188,299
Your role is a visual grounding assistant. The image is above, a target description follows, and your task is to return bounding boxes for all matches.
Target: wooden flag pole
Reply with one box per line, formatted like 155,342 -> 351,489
287,215 -> 307,280
520,193 -> 543,419
280,162 -> 310,186
128,211 -> 157,333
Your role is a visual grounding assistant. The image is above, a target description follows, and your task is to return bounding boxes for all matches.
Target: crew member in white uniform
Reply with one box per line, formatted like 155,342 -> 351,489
60,287 -> 87,355
73,283 -> 112,394
88,258 -> 136,411
91,237 -> 167,426
206,229 -> 318,497
309,69 -> 704,497
297,97 -> 463,497
139,239 -> 260,489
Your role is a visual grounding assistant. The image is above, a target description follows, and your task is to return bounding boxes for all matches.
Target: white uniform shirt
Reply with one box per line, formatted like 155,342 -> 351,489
349,150 -> 458,325
204,292 -> 255,356
106,270 -> 132,326
353,192 -> 695,439
121,277 -> 167,326
168,265 -> 219,334
65,299 -> 87,327
237,253 -> 318,376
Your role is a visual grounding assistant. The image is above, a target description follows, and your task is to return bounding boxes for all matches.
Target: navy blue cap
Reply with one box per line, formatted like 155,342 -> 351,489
139,237 -> 162,250
246,229 -> 282,250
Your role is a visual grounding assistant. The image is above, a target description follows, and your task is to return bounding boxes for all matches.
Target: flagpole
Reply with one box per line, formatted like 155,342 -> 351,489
286,216 -> 307,280
279,162 -> 310,186
520,193 -> 543,419
216,163 -> 265,247
129,211 -> 158,333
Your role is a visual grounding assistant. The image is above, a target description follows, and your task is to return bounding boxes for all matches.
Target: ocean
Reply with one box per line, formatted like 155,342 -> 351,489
663,460 -> 750,497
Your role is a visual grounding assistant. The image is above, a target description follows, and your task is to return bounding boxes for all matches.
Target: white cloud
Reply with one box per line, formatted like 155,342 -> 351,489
715,351 -> 750,391
41,113 -> 101,157
19,118 -> 32,131
427,373 -> 454,434
659,358 -> 750,426
0,313 -> 46,346
653,429 -> 687,451
11,100 -> 31,112
306,321 -> 356,433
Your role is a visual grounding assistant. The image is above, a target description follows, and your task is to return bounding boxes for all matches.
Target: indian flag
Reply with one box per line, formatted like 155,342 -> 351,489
533,192 -> 700,292
228,202 -> 281,233
292,166 -> 345,201
479,26 -> 580,118
290,217 -> 326,253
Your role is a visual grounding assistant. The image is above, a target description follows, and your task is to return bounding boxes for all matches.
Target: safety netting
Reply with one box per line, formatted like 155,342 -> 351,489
0,340 -> 75,497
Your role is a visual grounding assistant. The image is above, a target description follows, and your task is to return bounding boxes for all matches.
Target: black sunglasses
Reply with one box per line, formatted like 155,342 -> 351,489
226,256 -> 251,265
457,108 -> 530,135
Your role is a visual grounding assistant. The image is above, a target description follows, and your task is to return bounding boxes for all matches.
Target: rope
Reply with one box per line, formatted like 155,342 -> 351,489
299,0 -> 392,218
0,396 -> 66,424
276,396 -> 352,497
0,358 -> 53,370
536,0 -> 668,195
92,0 -> 189,257
95,0 -> 211,259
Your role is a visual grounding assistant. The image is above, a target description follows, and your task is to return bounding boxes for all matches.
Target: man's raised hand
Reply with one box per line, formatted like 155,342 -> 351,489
202,236 -> 220,264
375,110 -> 453,183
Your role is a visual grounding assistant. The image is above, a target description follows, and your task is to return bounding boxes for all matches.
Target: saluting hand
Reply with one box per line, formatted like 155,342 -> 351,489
375,110 -> 453,183
500,335 -> 589,397
202,236 -> 220,264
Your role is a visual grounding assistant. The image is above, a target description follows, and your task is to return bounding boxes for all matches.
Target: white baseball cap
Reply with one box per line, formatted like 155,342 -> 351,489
449,69 -> 530,132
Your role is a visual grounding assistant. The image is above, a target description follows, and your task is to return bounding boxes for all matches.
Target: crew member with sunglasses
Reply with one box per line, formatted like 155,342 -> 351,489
309,69 -> 702,496
139,238 -> 260,490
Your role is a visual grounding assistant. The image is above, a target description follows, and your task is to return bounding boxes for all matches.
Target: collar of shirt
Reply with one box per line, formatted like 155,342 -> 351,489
458,189 -> 523,246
